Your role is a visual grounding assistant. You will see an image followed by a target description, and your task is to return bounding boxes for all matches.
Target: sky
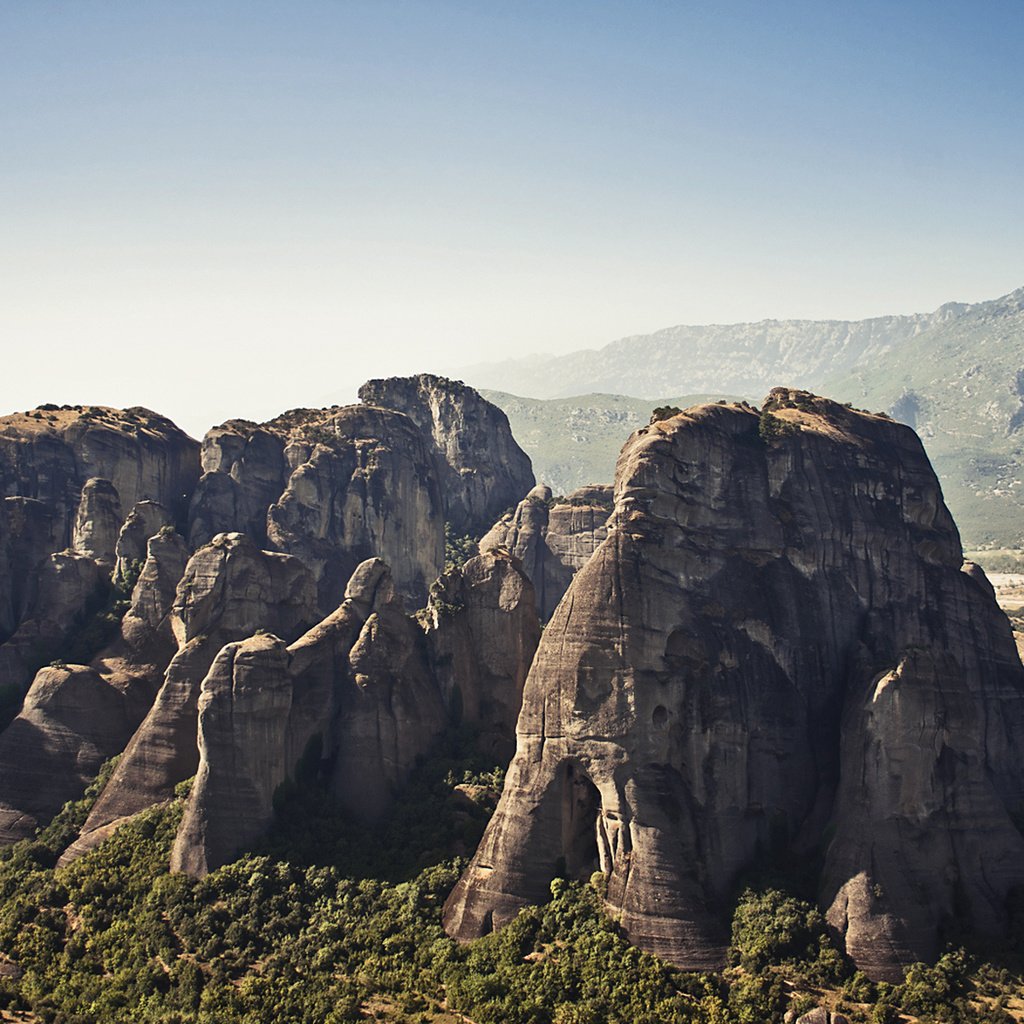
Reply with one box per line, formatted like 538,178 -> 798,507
2,0 -> 1023,437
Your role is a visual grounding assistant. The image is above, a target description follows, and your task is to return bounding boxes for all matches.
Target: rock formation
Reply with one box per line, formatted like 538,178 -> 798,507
188,405 -> 445,610
425,550 -> 541,761
358,374 -> 535,537
0,404 -> 199,545
171,551 -> 541,877
61,533 -> 318,862
443,389 -> 1024,980
71,478 -> 122,566
0,527 -> 189,842
480,484 -> 612,619
171,558 -> 447,875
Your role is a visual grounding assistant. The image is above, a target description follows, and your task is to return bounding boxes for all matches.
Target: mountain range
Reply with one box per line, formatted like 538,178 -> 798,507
463,286 -> 1024,548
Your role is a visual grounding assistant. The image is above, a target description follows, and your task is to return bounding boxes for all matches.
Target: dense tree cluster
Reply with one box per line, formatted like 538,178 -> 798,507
0,733 -> 1019,1024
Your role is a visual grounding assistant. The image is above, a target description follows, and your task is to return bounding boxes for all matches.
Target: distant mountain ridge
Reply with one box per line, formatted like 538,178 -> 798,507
468,285 -> 1024,547
457,287 -> 1023,400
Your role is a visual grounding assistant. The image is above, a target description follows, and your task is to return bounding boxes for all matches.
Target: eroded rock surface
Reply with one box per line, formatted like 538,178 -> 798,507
426,550 -> 541,761
172,559 -> 448,875
443,389 -> 1024,980
188,405 -> 445,611
0,527 -> 190,842
358,374 -> 535,536
480,484 -> 612,619
0,404 -> 199,545
62,533 -> 318,862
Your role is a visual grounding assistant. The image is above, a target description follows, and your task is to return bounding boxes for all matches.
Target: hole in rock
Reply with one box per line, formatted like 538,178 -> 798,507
652,704 -> 668,726
560,761 -> 601,881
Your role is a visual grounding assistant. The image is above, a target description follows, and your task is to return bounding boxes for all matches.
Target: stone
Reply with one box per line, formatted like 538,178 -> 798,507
0,527 -> 189,844
443,389 -> 1024,980
358,374 -> 535,536
266,405 -> 444,611
480,484 -> 612,619
71,478 -> 122,566
188,405 -> 445,612
0,404 -> 199,549
0,665 -> 140,841
172,558 -> 450,876
426,550 -> 541,762
0,550 -> 106,704
61,533 -> 318,863
113,500 -> 172,586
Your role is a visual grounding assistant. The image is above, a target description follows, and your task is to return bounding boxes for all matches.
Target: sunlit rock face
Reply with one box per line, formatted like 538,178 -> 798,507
358,374 -> 535,538
480,483 -> 612,620
443,389 -> 1024,981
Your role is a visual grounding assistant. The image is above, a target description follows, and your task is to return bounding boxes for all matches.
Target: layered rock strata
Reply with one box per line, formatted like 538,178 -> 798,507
443,389 -> 1024,980
480,484 -> 612,619
358,374 -> 534,537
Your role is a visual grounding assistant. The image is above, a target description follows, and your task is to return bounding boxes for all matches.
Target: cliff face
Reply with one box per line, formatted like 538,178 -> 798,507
0,406 -> 199,703
61,533 -> 318,862
171,553 -> 539,876
188,405 -> 445,611
0,405 -> 199,543
443,390 -> 1024,980
0,527 -> 189,843
358,375 -> 535,537
480,484 -> 612,620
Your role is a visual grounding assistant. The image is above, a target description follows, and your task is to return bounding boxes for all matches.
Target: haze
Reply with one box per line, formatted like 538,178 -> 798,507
2,0 -> 1023,438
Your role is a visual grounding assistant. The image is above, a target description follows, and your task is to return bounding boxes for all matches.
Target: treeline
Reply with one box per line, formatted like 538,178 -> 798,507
0,733 -> 1020,1024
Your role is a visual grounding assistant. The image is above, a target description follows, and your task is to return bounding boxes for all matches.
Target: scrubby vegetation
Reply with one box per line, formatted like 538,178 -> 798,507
0,734 -> 1020,1024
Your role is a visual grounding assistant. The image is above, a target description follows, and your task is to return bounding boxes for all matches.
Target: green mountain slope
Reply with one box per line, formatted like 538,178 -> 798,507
822,288 -> 1024,546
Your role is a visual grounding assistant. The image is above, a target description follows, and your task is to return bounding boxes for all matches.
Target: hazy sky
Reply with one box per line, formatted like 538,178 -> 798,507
2,1 -> 1023,436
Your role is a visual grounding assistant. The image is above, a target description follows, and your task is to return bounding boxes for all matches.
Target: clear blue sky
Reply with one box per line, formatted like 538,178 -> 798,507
2,0 -> 1022,435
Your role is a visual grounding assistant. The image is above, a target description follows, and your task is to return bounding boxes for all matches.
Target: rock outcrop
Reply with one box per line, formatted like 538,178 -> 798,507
0,405 -> 199,545
426,550 -> 541,761
171,551 -> 542,877
480,484 -> 612,619
71,478 -> 122,566
188,405 -> 445,611
358,374 -> 535,536
443,389 -> 1024,980
0,527 -> 190,842
62,533 -> 318,862
171,558 -> 448,875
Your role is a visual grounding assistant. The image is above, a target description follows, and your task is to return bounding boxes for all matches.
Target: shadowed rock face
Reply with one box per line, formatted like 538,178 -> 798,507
480,484 -> 612,620
0,527 -> 189,843
426,550 -> 542,762
171,553 -> 541,877
60,533 -> 318,863
443,389 -> 1024,980
358,374 -> 535,537
171,559 -> 445,875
